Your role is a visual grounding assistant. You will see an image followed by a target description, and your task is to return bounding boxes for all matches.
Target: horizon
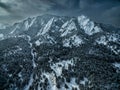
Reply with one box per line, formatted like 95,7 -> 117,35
0,0 -> 120,28
1,14 -> 120,29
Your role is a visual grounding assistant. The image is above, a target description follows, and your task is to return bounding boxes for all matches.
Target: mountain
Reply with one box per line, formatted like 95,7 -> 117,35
0,14 -> 120,90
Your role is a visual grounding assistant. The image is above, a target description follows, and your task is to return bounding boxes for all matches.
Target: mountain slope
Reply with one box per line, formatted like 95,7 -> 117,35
0,14 -> 120,90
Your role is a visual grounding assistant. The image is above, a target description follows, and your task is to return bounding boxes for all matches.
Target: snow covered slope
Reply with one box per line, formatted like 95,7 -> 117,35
0,14 -> 120,90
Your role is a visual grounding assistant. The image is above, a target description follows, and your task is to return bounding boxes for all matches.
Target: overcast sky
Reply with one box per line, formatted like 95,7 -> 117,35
0,0 -> 120,27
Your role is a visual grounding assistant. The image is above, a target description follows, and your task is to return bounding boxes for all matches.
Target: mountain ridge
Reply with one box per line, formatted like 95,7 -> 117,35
0,14 -> 120,90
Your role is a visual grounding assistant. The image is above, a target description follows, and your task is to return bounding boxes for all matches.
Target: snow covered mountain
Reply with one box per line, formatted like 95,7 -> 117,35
0,14 -> 120,90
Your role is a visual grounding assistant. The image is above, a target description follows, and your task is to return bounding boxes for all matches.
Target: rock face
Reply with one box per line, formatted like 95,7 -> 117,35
0,14 -> 120,90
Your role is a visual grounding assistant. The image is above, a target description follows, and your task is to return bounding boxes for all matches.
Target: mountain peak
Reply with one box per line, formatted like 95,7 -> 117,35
0,14 -> 120,90
78,15 -> 102,35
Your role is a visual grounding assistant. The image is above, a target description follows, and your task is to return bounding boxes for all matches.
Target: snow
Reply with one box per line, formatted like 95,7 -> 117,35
38,59 -> 75,90
24,74 -> 34,90
96,34 -> 119,55
50,59 -> 74,77
46,35 -> 56,44
96,34 -> 119,45
37,18 -> 54,36
31,49 -> 37,68
35,40 -> 41,46
18,72 -> 22,77
24,17 -> 36,30
42,72 -> 58,90
61,21 -> 69,29
26,35 -> 31,41
18,72 -> 23,82
50,63 -> 63,77
0,33 -> 4,40
60,19 -> 77,37
65,78 -> 80,90
35,35 -> 56,46
10,25 -> 19,34
26,35 -> 37,68
78,15 -> 101,35
8,74 -> 12,77
63,39 -> 70,47
80,77 -> 89,86
94,26 -> 102,33
16,46 -> 22,51
41,17 -> 54,35
113,63 -> 120,69
24,21 -> 29,30
63,35 -> 83,47
108,45 -> 119,55
71,35 -> 83,47
96,36 -> 107,45
108,34 -> 118,42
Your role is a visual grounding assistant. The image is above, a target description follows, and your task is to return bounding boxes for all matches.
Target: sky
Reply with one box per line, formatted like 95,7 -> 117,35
0,0 -> 120,27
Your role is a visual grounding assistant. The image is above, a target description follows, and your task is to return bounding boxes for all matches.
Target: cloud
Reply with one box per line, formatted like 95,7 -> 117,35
0,2 -> 11,12
0,7 -> 9,16
102,6 -> 120,26
0,0 -> 120,27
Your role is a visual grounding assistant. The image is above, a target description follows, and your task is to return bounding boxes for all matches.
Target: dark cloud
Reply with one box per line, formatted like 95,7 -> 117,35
0,2 -> 11,11
0,2 -> 9,9
0,0 -> 120,27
